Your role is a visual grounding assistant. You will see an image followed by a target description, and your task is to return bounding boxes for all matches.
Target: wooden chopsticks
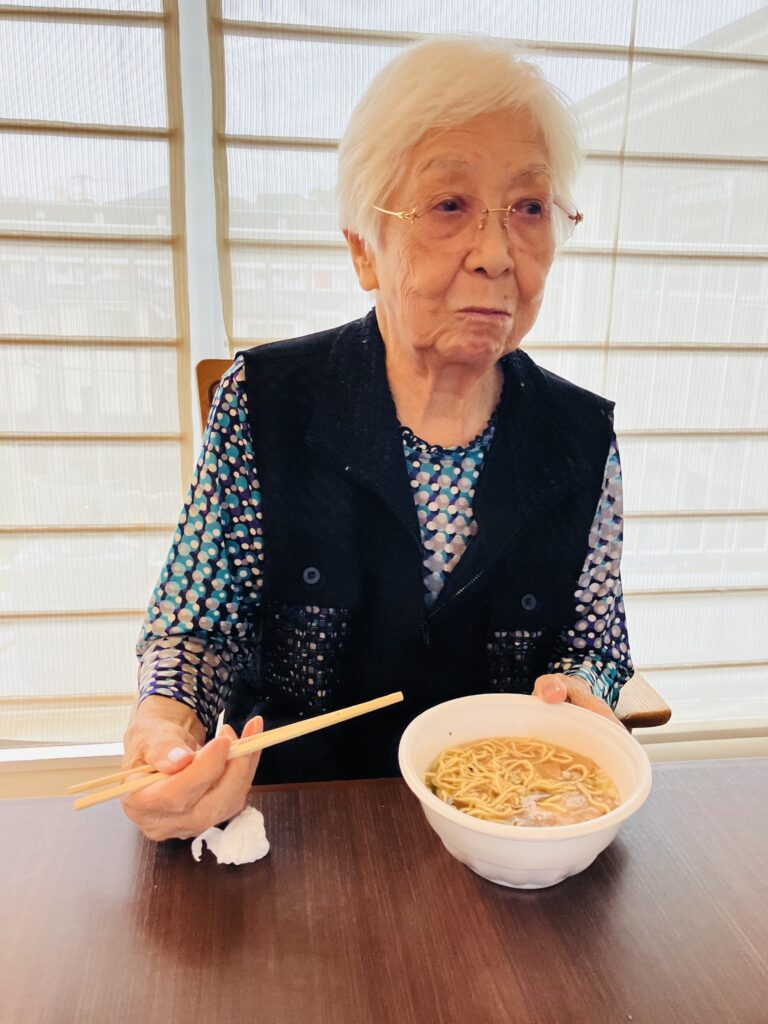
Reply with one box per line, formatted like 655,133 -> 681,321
69,691 -> 404,811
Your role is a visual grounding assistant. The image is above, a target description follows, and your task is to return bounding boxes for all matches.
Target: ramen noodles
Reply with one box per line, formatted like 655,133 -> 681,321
425,737 -> 620,826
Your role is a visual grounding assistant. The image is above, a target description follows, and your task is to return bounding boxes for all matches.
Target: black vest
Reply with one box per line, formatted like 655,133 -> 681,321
230,311 -> 614,783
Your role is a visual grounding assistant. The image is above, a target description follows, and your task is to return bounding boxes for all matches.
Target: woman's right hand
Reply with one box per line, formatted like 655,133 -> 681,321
120,696 -> 263,841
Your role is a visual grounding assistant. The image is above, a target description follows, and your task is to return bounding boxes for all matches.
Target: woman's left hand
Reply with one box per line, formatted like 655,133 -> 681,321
532,673 -> 622,726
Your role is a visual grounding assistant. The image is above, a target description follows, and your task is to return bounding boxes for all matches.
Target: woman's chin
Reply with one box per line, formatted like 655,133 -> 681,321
438,327 -> 514,365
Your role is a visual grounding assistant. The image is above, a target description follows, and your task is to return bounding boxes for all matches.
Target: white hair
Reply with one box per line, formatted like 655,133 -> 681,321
337,35 -> 582,249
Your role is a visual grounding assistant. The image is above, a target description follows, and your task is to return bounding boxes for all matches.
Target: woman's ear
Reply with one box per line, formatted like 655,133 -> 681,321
343,230 -> 379,292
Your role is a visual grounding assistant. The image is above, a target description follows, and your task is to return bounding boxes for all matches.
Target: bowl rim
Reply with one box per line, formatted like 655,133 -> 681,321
398,693 -> 652,842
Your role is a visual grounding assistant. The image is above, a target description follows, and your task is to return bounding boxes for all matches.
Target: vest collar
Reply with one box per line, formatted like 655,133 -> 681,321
433,345 -> 590,615
306,310 -> 422,549
305,309 -> 592,614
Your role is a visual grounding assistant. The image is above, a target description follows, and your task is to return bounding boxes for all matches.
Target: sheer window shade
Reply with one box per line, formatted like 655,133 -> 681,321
0,0 -> 190,745
209,1 -> 768,739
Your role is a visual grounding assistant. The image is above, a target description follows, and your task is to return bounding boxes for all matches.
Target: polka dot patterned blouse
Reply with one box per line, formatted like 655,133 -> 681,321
137,357 -> 633,735
402,416 -> 496,609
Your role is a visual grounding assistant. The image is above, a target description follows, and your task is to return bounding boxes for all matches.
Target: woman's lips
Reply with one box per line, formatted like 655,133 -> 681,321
457,307 -> 511,319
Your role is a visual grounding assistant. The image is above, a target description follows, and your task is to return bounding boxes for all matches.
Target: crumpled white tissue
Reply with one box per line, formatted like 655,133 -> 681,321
191,806 -> 270,865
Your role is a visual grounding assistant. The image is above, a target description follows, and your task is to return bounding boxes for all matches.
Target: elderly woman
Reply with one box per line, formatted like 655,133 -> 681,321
122,36 -> 632,841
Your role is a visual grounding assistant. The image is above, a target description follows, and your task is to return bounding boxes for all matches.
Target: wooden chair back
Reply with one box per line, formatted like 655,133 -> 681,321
196,358 -> 233,428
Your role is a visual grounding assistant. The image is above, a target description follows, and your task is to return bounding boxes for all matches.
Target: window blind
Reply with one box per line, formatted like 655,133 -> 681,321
209,1 -> 768,740
0,0 -> 191,745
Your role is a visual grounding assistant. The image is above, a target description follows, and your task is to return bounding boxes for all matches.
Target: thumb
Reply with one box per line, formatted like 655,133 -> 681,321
532,674 -> 568,705
152,741 -> 196,774
564,681 -> 596,711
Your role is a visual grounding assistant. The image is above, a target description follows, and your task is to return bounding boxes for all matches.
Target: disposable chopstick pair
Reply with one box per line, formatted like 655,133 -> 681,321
68,706 -> 228,797
69,690 -> 404,811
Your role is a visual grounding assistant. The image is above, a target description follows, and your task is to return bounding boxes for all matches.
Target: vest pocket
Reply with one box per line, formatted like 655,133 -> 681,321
485,627 -> 549,695
261,602 -> 350,716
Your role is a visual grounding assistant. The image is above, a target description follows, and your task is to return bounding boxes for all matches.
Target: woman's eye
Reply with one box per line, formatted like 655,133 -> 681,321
433,196 -> 467,214
515,200 -> 545,218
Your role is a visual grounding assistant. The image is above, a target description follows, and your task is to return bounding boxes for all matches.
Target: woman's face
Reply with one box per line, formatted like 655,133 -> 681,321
348,108 -> 557,367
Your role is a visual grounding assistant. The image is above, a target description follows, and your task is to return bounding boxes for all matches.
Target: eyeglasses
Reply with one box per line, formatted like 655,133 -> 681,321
373,193 -> 583,250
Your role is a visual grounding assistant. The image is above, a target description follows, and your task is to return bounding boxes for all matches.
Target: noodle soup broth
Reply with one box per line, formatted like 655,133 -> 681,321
425,737 -> 620,827
400,694 -> 652,888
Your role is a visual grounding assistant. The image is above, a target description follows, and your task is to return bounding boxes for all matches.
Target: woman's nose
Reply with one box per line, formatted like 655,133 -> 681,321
465,212 -> 515,278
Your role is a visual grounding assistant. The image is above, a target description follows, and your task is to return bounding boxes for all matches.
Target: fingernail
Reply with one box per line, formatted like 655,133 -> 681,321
542,681 -> 564,699
167,746 -> 191,764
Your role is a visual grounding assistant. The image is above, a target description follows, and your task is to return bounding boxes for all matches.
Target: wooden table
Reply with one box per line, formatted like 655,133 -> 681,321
1,760 -> 767,1024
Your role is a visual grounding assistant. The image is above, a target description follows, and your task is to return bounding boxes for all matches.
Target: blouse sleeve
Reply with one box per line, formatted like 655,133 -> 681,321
135,356 -> 265,736
547,433 -> 634,709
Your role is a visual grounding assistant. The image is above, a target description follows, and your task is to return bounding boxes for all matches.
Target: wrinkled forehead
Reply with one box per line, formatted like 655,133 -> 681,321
415,156 -> 553,190
397,109 -> 553,195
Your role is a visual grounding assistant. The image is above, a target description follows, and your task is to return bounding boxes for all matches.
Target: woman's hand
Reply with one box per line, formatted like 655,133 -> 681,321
120,696 -> 263,841
532,673 -> 622,726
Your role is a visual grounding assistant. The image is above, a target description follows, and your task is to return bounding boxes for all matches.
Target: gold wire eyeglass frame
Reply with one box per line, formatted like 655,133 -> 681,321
372,197 -> 583,246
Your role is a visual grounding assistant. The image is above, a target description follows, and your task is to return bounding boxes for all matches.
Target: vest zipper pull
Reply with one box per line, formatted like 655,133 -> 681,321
421,621 -> 430,646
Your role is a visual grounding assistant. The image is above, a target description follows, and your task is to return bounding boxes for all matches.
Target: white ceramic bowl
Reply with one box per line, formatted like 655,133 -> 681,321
398,693 -> 652,889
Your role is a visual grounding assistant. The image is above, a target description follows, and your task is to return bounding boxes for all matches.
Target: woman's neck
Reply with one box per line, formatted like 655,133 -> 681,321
385,346 -> 504,448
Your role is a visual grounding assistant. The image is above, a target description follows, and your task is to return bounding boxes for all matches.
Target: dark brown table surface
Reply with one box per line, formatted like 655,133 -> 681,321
1,759 -> 767,1024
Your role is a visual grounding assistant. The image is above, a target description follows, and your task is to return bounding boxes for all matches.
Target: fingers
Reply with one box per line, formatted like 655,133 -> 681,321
241,715 -> 264,774
122,735 -> 233,837
137,733 -> 235,814
533,673 -> 621,725
152,743 -> 196,774
161,717 -> 264,832
125,727 -> 196,776
217,720 -> 261,787
121,714 -> 266,840
242,715 -> 263,738
217,716 -> 263,791
565,681 -> 622,724
532,674 -> 568,704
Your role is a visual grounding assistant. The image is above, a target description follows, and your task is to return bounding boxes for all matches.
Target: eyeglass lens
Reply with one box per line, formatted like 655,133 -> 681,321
415,195 -> 575,248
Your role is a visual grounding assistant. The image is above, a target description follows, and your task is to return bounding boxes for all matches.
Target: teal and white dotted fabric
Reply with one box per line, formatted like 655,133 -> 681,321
137,356 -> 632,733
402,416 -> 495,608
